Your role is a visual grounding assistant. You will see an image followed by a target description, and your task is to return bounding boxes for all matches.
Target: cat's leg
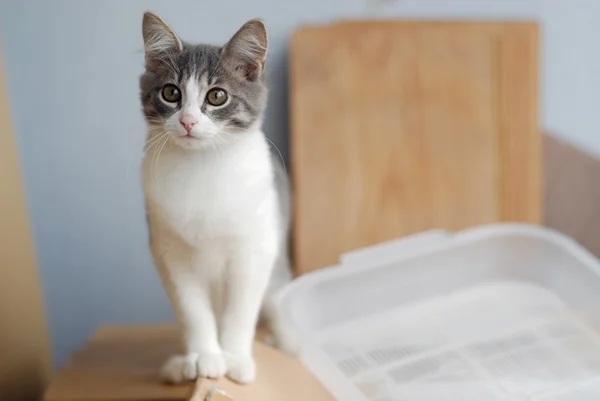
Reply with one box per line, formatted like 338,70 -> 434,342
220,248 -> 276,384
154,245 -> 226,383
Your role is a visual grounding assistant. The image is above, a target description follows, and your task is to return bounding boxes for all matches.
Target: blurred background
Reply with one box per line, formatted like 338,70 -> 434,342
1,0 -> 600,372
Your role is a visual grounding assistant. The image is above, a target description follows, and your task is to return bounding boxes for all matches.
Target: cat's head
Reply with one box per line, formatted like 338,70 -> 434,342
139,12 -> 268,150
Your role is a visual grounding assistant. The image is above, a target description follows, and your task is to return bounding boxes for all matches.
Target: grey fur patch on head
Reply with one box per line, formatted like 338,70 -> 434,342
140,12 -> 268,132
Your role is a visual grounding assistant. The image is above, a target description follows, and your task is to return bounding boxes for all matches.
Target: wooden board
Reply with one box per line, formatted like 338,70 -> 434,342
44,325 -> 333,401
290,21 -> 540,275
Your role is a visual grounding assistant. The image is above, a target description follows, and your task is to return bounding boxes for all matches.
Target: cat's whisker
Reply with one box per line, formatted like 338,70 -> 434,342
150,139 -> 162,193
144,135 -> 163,152
144,134 -> 166,153
210,140 -> 220,159
213,134 -> 227,156
154,136 -> 170,197
152,135 -> 170,198
213,139 -> 223,157
125,131 -> 168,183
265,137 -> 288,176
144,131 -> 169,153
144,129 -> 166,144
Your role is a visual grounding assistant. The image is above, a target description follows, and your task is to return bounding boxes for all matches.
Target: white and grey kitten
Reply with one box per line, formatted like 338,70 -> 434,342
139,12 -> 292,384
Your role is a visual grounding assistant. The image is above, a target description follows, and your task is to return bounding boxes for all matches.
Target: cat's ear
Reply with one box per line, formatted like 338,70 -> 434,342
142,12 -> 182,63
221,19 -> 268,82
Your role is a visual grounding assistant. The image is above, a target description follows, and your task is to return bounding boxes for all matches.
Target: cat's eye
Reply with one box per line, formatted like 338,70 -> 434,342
161,84 -> 181,103
206,88 -> 228,106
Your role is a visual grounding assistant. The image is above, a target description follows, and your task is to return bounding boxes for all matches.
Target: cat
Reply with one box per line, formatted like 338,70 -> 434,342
139,12 -> 293,385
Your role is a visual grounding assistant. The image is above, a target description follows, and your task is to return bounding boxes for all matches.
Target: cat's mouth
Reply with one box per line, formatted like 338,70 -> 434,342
176,130 -> 212,140
171,132 -> 214,150
173,130 -> 201,141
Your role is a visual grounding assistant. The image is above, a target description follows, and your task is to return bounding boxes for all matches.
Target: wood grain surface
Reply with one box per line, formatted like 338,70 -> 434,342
44,325 -> 333,401
290,21 -> 540,275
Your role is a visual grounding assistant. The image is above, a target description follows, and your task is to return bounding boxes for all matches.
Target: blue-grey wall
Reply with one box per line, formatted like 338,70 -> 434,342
1,0 -> 598,368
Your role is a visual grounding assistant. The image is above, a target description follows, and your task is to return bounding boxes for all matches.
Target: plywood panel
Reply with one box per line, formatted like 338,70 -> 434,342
291,21 -> 540,274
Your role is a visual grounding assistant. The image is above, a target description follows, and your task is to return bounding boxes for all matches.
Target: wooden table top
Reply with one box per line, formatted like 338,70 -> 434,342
44,325 -> 333,401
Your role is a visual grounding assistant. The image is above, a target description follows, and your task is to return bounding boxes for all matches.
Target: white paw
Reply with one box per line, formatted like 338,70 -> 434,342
160,354 -> 198,383
224,352 -> 256,384
197,353 -> 227,379
160,353 -> 226,383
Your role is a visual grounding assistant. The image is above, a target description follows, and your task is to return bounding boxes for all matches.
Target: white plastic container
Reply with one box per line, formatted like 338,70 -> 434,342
275,224 -> 600,400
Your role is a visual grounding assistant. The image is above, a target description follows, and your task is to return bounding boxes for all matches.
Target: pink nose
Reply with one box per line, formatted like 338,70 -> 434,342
179,114 -> 198,133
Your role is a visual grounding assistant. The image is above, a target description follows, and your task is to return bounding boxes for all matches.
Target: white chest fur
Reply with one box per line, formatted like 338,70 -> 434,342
142,131 -> 279,247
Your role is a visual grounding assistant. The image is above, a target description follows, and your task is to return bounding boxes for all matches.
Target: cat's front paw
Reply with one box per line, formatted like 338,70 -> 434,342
160,353 -> 227,383
224,352 -> 256,384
